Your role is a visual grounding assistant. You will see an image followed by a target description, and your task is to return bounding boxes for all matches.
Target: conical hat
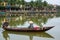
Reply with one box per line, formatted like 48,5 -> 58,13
29,21 -> 33,24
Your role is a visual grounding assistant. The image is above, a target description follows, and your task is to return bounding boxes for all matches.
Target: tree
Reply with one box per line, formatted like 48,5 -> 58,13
43,1 -> 48,7
5,0 -> 17,6
42,1 -> 48,10
48,5 -> 54,10
0,0 -> 3,2
21,0 -> 25,5
0,0 -> 4,6
30,0 -> 34,7
36,0 -> 42,8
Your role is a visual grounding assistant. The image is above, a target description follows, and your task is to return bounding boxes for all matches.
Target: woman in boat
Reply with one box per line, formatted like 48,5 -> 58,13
2,19 -> 9,28
28,21 -> 34,28
28,21 -> 40,30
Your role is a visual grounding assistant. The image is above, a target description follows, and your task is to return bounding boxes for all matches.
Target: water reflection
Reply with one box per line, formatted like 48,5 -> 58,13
0,14 -> 56,27
2,30 -> 54,40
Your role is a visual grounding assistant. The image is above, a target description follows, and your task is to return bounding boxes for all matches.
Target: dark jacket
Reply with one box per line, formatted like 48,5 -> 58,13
28,23 -> 33,28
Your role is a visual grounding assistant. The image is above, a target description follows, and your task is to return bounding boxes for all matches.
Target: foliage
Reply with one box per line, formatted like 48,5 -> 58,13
43,1 -> 48,7
30,0 -> 34,7
33,0 -> 42,8
0,0 -> 54,10
47,5 -> 54,10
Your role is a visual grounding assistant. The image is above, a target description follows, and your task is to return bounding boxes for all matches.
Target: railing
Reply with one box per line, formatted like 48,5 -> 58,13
6,10 -> 57,13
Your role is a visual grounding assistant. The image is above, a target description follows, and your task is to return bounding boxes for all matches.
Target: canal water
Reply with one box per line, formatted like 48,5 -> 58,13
0,14 -> 60,40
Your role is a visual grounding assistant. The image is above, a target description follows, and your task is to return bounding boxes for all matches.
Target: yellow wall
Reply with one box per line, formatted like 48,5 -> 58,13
1,2 -> 7,6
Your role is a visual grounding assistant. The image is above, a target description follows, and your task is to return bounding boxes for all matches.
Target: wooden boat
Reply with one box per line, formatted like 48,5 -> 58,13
2,26 -> 54,32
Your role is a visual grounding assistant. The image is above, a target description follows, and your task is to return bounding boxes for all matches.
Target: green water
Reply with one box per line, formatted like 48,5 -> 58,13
0,14 -> 60,40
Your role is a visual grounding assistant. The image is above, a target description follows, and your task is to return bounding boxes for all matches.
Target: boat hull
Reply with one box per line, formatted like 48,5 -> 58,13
3,26 -> 54,32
